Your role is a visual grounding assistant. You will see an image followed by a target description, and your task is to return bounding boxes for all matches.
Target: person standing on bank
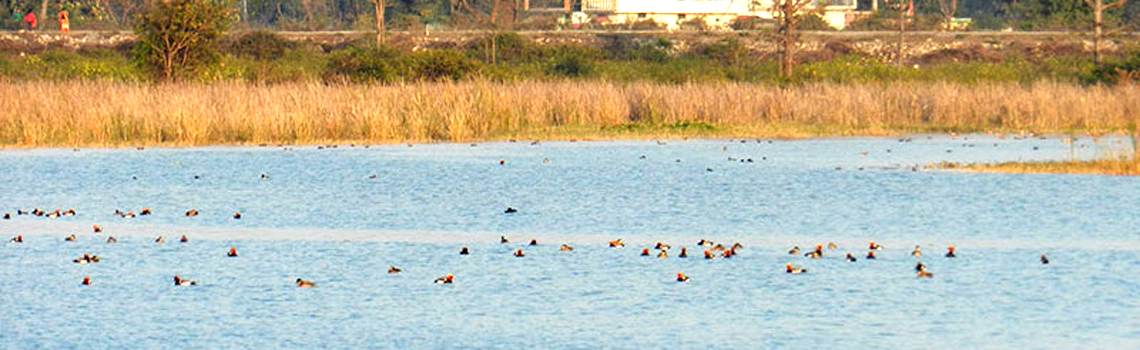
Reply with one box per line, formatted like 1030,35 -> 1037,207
23,10 -> 36,30
58,10 -> 68,33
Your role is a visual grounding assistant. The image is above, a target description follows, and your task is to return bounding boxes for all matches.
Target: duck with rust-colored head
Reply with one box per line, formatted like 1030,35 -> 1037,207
388,266 -> 402,274
514,249 -> 525,258
676,272 -> 690,282
10,235 -> 22,243
788,246 -> 800,255
65,234 -> 77,242
786,263 -> 807,274
912,245 -> 922,257
173,275 -> 196,286
434,274 -> 454,284
1040,254 -> 1049,265
459,247 -> 469,255
296,278 -> 316,288
609,239 -> 625,248
679,247 -> 688,258
945,246 -> 957,258
866,250 -> 877,259
846,253 -> 857,262
227,247 -> 238,257
560,244 -> 573,251
640,248 -> 650,256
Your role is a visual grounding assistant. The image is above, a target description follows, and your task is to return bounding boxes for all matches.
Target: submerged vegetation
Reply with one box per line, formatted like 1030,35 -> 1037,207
1,80 -> 1137,147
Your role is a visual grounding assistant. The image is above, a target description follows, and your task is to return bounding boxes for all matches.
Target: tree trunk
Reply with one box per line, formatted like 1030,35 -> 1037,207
897,6 -> 905,69
375,0 -> 385,45
780,1 -> 795,78
38,0 -> 48,31
1093,0 -> 1103,64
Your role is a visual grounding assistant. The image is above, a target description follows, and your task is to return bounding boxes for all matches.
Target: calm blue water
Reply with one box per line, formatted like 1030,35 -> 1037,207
2,135 -> 1139,349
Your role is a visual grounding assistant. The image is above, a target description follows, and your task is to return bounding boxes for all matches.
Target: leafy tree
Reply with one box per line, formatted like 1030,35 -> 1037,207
135,0 -> 234,80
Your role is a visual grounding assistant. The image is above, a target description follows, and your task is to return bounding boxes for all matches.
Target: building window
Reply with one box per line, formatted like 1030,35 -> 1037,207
677,14 -> 687,20
637,13 -> 647,19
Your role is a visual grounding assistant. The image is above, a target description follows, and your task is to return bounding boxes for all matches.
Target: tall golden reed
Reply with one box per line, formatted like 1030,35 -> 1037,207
1,80 -> 1137,147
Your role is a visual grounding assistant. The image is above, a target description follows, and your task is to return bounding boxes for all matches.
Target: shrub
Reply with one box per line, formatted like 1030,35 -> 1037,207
135,0 -> 235,81
405,50 -> 480,81
547,46 -> 600,78
324,46 -> 401,83
228,31 -> 296,60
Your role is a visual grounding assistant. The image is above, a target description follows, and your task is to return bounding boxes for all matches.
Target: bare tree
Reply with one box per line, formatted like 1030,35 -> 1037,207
371,0 -> 385,45
936,0 -> 956,30
886,0 -> 912,68
762,0 -> 826,78
1083,0 -> 1128,64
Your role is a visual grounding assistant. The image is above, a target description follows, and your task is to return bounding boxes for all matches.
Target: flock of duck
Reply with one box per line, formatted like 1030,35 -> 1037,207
5,205 -> 1053,287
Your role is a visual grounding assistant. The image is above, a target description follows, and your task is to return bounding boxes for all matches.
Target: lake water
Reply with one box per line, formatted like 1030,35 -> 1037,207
2,135 -> 1138,349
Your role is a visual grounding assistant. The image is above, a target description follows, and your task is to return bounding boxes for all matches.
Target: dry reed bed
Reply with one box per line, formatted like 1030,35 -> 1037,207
938,159 -> 1140,176
1,81 -> 1137,147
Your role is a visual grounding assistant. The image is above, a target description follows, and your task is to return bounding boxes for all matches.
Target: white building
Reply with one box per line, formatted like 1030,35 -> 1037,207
577,0 -> 859,30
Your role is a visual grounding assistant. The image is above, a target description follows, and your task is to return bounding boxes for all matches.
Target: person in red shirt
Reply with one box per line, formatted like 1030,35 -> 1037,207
58,10 -> 69,33
23,10 -> 36,30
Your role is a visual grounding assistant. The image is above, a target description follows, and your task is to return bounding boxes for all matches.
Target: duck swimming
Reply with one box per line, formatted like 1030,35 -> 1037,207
81,276 -> 91,285
434,274 -> 454,284
722,249 -> 735,258
185,209 -> 198,217
65,234 -> 77,242
827,242 -> 837,250
504,207 -> 518,214
786,263 -> 807,274
180,235 -> 189,243
912,245 -> 922,257
74,254 -> 94,264
679,247 -> 688,258
609,239 -> 625,248
529,239 -> 538,246
227,247 -> 238,257
697,239 -> 713,247
93,225 -> 102,233
869,241 -> 883,250
140,208 -> 152,216
846,253 -> 857,262
945,246 -> 956,258
232,212 -> 242,219
296,278 -> 316,288
388,266 -> 402,274
657,250 -> 668,259
1040,255 -> 1049,264
560,244 -> 573,251
915,262 -> 926,272
106,236 -> 116,243
704,250 -> 714,260
866,250 -> 876,259
459,247 -> 470,255
514,249 -> 525,258
10,235 -> 21,243
788,246 -> 800,255
641,248 -> 650,256
173,275 -> 196,286
155,236 -> 164,243
676,272 -> 690,282
654,242 -> 671,250
500,236 -> 509,244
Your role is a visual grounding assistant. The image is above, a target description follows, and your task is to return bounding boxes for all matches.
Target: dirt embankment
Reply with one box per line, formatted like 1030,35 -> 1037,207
1,30 -> 1135,63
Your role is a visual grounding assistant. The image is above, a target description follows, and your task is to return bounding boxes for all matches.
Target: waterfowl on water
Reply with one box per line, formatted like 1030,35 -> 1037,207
697,239 -> 713,247
786,263 -> 807,274
657,250 -> 668,259
788,246 -> 800,255
106,236 -> 116,243
33,209 -> 44,216
827,242 -> 838,250
945,246 -> 956,258
560,244 -> 573,251
500,236 -> 509,244
173,275 -> 196,286
912,245 -> 922,257
388,266 -> 402,274
917,270 -> 934,278
10,235 -> 22,243
81,276 -> 91,285
65,234 -> 77,242
654,242 -> 671,250
180,235 -> 189,243
704,250 -> 714,260
155,236 -> 164,243
227,247 -> 238,257
64,209 -> 75,217
869,241 -> 883,250
459,247 -> 469,255
47,210 -> 60,218
499,159 -> 506,165
296,278 -> 316,288
93,224 -> 102,233
529,239 -> 538,246
676,272 -> 690,282
915,262 -> 926,273
722,248 -> 735,258
260,173 -> 269,179
641,248 -> 651,256
711,244 -> 726,252
2,213 -> 8,220
514,249 -> 525,258
504,207 -> 518,214
732,243 -> 744,250
233,212 -> 242,219
434,274 -> 454,284
846,253 -> 857,262
185,209 -> 198,217
609,239 -> 625,248
1040,255 -> 1049,265
679,247 -> 688,258
866,250 -> 877,259
74,254 -> 94,264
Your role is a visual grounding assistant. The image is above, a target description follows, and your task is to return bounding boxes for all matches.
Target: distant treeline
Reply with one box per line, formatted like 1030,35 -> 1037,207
0,0 -> 1137,32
